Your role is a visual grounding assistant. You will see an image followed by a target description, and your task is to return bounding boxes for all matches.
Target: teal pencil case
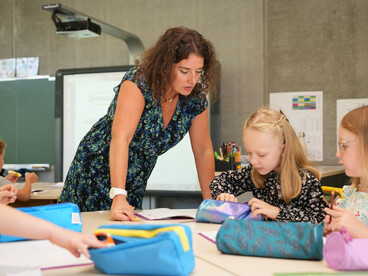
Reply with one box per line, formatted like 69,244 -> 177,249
216,218 -> 323,260
0,203 -> 82,243
89,224 -> 195,276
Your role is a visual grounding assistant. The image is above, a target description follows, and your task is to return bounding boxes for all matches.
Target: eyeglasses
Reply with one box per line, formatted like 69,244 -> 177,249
338,140 -> 359,152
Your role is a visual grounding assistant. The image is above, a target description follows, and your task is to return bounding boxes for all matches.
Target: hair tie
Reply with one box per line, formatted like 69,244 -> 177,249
279,110 -> 289,124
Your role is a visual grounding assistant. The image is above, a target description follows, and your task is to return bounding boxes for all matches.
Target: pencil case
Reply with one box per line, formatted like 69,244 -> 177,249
324,227 -> 368,270
216,218 -> 323,260
0,203 -> 82,243
89,224 -> 195,276
195,199 -> 262,223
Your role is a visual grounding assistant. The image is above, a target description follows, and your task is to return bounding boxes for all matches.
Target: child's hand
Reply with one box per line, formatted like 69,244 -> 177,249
324,206 -> 367,238
248,198 -> 280,219
216,193 -> 237,202
5,173 -> 18,183
0,184 -> 17,204
49,229 -> 107,258
323,214 -> 332,236
25,172 -> 38,184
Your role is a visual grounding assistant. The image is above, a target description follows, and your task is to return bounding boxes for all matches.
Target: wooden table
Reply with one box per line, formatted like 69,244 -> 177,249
10,182 -> 62,207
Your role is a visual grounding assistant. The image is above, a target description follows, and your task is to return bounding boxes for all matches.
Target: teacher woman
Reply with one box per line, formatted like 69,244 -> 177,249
59,26 -> 219,221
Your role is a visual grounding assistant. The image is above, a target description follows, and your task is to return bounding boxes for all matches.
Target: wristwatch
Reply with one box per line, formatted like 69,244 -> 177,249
109,187 -> 127,199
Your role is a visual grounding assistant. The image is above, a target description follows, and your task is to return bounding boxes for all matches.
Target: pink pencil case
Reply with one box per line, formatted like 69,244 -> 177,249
323,227 -> 368,270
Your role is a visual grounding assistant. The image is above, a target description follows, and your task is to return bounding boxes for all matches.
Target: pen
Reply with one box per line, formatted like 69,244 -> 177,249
329,191 -> 334,224
121,210 -> 139,221
8,170 -> 21,178
222,142 -> 227,159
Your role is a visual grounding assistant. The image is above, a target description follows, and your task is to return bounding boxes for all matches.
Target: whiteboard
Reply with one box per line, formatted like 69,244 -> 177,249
146,133 -> 199,192
62,71 -> 125,178
56,66 -> 199,191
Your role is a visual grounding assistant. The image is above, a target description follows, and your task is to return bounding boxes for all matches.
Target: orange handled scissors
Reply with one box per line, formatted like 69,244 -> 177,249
94,231 -> 124,246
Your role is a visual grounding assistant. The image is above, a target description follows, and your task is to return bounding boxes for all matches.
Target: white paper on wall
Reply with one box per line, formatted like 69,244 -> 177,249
270,91 -> 323,161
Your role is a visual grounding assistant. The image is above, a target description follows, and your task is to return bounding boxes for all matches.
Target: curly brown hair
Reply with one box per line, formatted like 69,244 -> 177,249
138,26 -> 219,103
0,139 -> 5,155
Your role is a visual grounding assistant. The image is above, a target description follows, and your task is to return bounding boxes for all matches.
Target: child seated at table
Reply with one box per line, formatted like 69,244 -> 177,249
210,108 -> 327,223
324,105 -> 368,238
0,138 -> 38,201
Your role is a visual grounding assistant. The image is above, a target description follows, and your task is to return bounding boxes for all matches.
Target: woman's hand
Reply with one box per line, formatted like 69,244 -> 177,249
248,198 -> 279,219
324,206 -> 368,238
216,193 -> 237,202
109,195 -> 137,221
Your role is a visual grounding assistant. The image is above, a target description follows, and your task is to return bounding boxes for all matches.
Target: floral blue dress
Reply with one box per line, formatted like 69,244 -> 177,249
59,67 -> 207,211
336,185 -> 368,226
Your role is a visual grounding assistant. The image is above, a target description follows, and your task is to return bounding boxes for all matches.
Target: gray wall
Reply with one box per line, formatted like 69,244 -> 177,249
1,0 -> 367,166
266,0 -> 368,165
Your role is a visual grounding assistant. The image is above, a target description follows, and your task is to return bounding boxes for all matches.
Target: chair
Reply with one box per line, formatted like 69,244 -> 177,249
322,186 -> 343,205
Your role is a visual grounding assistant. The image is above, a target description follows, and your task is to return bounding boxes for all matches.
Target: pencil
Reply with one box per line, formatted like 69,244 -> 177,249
219,148 -> 224,160
329,191 -> 335,223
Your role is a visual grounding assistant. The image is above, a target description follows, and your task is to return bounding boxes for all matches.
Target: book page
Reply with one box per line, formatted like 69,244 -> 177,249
135,208 -> 197,220
0,240 -> 92,269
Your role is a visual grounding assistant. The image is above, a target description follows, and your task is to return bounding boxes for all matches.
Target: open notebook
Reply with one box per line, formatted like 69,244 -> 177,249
135,208 -> 197,220
0,240 -> 92,270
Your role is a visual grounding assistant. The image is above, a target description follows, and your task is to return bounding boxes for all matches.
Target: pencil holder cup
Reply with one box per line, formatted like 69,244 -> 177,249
215,157 -> 238,171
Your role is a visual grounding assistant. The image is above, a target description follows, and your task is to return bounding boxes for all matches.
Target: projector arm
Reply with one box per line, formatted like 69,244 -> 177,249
43,3 -> 144,65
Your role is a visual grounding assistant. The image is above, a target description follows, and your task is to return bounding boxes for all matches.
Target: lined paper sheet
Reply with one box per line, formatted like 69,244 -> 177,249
198,231 -> 218,244
0,240 -> 93,270
44,182 -> 64,189
0,266 -> 41,276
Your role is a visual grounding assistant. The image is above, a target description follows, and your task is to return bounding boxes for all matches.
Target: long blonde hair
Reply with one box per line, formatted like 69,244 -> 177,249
244,108 -> 320,203
340,105 -> 368,190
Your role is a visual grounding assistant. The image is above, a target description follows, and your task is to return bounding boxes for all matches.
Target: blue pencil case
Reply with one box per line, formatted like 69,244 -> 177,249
89,224 -> 195,276
0,203 -> 82,243
195,199 -> 262,223
216,218 -> 323,260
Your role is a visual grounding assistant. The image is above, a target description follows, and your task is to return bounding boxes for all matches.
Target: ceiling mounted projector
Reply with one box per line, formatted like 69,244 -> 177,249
56,18 -> 101,38
43,3 -> 144,64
